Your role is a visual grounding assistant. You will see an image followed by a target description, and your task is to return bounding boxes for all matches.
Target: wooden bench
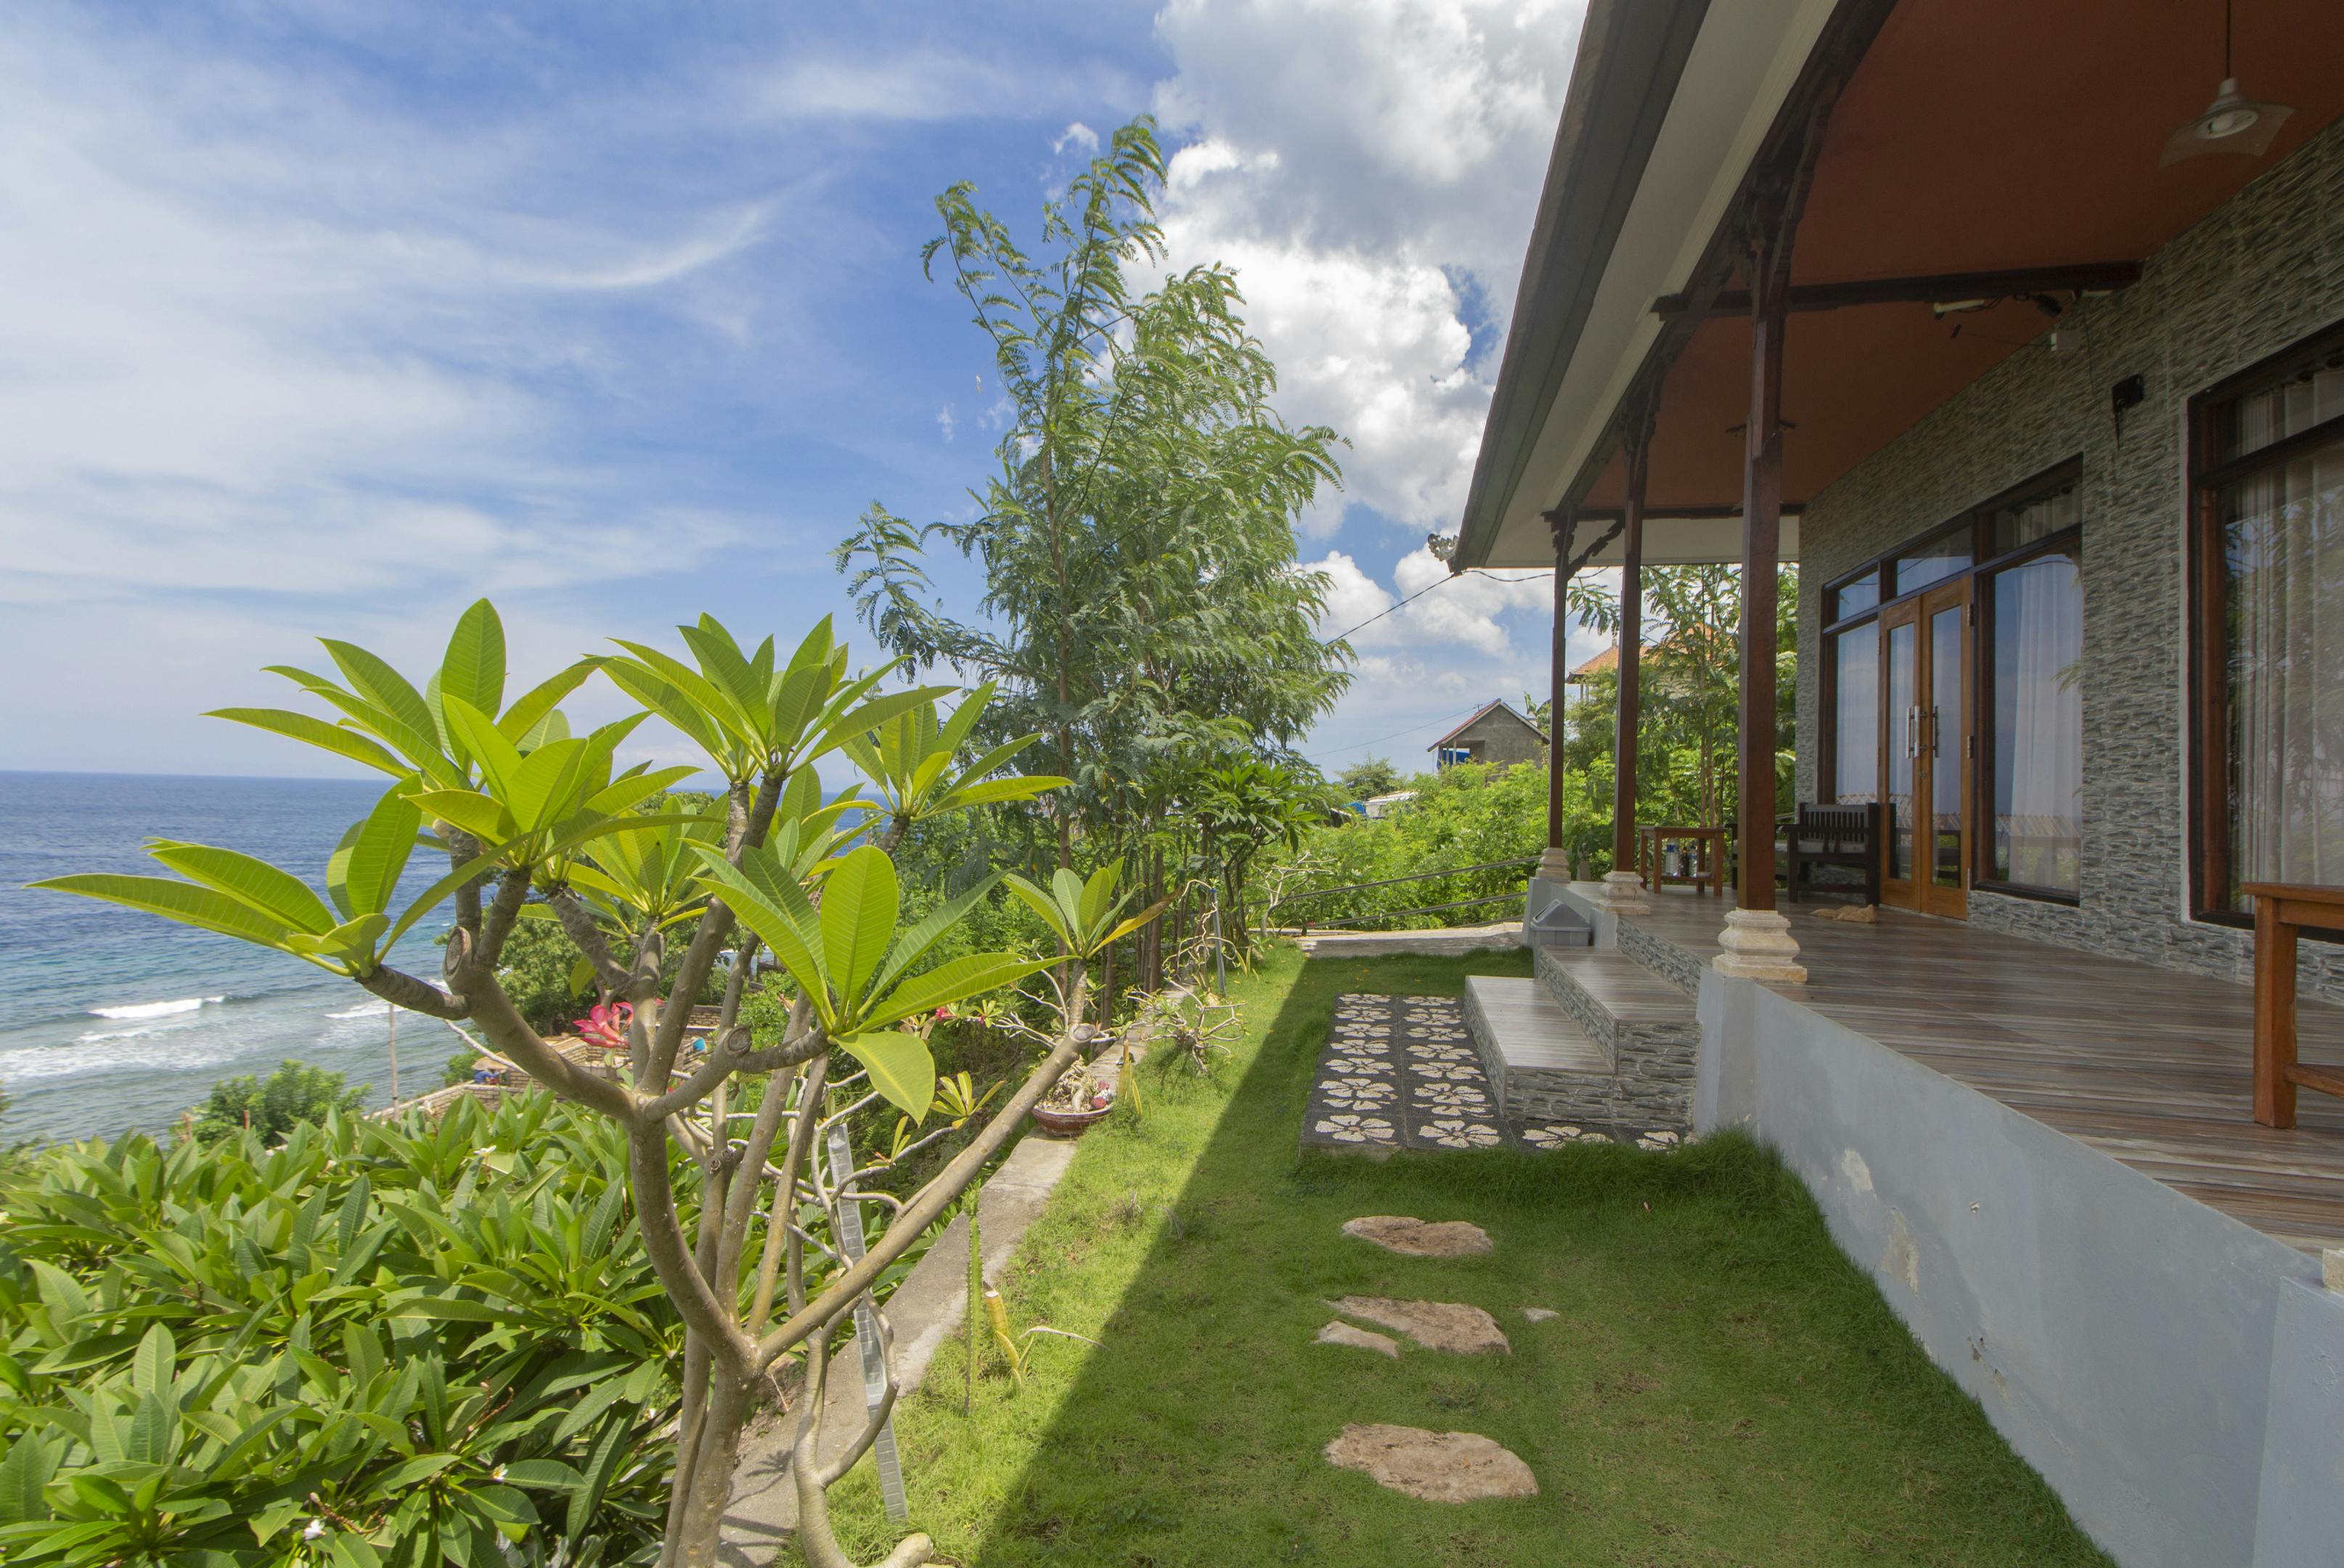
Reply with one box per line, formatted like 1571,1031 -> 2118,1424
2243,881 -> 2344,1128
1776,802 -> 1882,905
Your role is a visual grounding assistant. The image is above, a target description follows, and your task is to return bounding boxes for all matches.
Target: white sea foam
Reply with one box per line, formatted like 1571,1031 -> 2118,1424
327,1000 -> 392,1020
89,996 -> 224,1021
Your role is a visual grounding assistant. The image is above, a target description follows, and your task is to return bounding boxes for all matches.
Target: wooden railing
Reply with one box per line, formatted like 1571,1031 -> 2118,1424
2242,881 -> 2344,1127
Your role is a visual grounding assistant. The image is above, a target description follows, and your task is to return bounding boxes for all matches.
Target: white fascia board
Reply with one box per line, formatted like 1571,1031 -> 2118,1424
1561,514 -> 1802,568
1480,0 -> 1840,571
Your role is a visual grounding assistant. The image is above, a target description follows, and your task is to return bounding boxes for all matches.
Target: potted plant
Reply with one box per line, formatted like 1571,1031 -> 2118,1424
1005,860 -> 1165,1137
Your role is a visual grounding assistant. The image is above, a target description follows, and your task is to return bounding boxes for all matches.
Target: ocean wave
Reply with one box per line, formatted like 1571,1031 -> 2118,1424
327,1000 -> 392,1020
89,996 -> 226,1021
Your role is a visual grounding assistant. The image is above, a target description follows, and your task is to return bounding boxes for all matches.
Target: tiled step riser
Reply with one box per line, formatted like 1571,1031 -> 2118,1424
1618,917 -> 1703,997
1461,983 -> 1617,1127
1532,947 -> 1698,1131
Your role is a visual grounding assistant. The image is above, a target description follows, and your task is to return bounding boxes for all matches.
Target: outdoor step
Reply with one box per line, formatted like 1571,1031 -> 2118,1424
1461,977 -> 1612,1124
1522,950 -> 1699,1132
1535,946 -> 1698,1055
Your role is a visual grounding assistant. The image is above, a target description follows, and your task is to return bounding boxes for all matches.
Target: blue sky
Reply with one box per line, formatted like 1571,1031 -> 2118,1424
0,0 -> 1606,785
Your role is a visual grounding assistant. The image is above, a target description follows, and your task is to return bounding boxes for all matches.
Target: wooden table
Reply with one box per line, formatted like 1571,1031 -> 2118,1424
2242,881 -> 2344,1127
1638,824 -> 1732,898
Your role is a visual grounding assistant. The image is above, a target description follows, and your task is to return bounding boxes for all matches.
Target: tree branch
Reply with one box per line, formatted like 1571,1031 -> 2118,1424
354,965 -> 468,1021
547,889 -> 631,992
627,1119 -> 756,1381
757,1026 -> 1085,1369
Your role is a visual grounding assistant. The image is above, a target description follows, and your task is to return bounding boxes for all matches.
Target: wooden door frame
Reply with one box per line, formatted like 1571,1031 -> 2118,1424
1877,600 -> 1920,909
1916,578 -> 1972,919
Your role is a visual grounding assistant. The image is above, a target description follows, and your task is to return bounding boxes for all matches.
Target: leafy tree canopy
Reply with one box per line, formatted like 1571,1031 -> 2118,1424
836,116 -> 1352,865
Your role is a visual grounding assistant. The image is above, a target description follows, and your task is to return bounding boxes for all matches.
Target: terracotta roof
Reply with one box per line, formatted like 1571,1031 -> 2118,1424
1569,646 -> 1617,680
1427,699 -> 1549,751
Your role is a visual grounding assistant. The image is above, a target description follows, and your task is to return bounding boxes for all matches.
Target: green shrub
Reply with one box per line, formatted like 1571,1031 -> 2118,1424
185,1058 -> 367,1147
0,1095 -> 682,1565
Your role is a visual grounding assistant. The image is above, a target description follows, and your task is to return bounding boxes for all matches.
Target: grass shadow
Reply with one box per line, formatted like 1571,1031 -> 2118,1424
822,946 -> 2110,1568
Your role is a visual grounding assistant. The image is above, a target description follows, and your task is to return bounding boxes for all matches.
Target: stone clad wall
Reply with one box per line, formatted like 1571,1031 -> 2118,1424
1531,946 -> 1697,1129
1792,118 -> 2344,1000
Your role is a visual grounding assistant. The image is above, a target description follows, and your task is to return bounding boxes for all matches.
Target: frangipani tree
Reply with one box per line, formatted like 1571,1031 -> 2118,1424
33,602 -> 1111,1568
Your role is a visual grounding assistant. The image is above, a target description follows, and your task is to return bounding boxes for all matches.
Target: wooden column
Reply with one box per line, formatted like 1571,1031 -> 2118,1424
1735,200 -> 1792,914
1612,399 -> 1654,885
1542,506 -> 1575,880
1712,179 -> 1808,981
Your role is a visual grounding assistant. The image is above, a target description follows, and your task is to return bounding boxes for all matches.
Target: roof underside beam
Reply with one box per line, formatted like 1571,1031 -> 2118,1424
1651,260 -> 2142,316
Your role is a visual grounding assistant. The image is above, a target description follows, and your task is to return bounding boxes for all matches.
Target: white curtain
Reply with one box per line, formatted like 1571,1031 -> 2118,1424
1833,631 -> 1879,803
2229,382 -> 2344,898
1992,552 -> 2082,890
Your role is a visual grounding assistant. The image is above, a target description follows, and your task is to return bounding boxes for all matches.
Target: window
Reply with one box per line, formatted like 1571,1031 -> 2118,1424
1437,746 -> 1474,767
1829,628 -> 1879,803
1983,542 -> 2082,894
1818,461 -> 2084,899
2192,322 -> 2344,921
1894,528 -> 1972,595
1829,569 -> 1880,623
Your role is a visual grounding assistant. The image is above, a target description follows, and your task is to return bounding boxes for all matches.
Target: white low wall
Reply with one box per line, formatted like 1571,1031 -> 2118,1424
1696,969 -> 2344,1568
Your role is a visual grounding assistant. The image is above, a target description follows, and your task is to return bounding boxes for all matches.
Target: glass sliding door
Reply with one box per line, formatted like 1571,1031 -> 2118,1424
1923,583 -> 1971,916
1879,584 -> 1972,917
1882,606 -> 1919,899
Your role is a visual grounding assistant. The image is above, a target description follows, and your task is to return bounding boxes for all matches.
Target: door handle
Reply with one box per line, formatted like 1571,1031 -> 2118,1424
1928,705 -> 1941,758
1906,706 -> 1919,759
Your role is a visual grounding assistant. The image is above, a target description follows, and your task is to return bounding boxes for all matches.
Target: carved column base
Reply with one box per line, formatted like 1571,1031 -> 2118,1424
1710,907 -> 1807,983
1590,870 -> 1649,913
1538,846 -> 1574,881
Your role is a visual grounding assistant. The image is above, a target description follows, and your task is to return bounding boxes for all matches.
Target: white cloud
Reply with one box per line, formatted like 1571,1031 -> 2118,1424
1150,0 -> 1584,531
1054,121 -> 1101,155
752,49 -> 1137,124
938,404 -> 958,442
1310,546 -> 1553,658
1303,550 -> 1393,640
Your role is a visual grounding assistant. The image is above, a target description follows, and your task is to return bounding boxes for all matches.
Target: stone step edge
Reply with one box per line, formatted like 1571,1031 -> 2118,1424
1533,948 -> 1699,1050
1461,981 -> 1615,1128
1461,976 -> 1615,1077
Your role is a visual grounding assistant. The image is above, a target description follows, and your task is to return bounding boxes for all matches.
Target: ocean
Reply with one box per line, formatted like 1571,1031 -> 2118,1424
0,772 -> 465,1145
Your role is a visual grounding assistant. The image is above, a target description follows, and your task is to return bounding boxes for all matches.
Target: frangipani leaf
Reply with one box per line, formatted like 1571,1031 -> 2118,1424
204,709 -> 406,777
30,875 -> 301,950
838,1030 -> 934,1122
144,841 -> 337,934
820,846 -> 898,1006
497,660 -> 595,745
862,952 -> 1053,1032
1000,873 -> 1074,951
438,598 -> 507,721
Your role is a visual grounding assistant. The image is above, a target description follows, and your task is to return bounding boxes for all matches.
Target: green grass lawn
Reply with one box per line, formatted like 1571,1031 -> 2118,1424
823,946 -> 2111,1567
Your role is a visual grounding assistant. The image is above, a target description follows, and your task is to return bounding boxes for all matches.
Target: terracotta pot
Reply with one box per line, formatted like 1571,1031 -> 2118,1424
1031,1102 -> 1114,1137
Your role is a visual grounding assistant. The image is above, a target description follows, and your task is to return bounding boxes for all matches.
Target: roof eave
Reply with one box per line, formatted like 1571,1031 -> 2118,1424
1451,0 -> 1713,572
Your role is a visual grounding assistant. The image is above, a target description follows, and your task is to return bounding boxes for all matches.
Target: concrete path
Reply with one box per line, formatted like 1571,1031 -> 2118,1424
717,1013 -> 1169,1565
716,1132 -> 1079,1564
1292,922 -> 1523,959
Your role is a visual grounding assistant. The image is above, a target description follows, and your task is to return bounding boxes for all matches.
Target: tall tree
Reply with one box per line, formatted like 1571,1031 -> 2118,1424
836,118 -> 1351,873
1569,565 -> 1798,833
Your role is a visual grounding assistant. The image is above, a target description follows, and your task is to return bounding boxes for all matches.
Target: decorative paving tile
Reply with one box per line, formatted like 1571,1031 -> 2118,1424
1302,994 -> 1675,1153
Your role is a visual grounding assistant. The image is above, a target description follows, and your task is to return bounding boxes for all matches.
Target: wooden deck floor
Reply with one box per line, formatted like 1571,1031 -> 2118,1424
1620,894 -> 2344,1254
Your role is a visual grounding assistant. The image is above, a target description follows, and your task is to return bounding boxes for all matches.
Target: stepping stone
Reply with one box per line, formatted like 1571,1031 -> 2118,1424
1521,1307 -> 1558,1323
1323,1423 -> 1538,1502
1315,1320 -> 1400,1358
1342,1215 -> 1492,1258
1329,1295 -> 1509,1355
